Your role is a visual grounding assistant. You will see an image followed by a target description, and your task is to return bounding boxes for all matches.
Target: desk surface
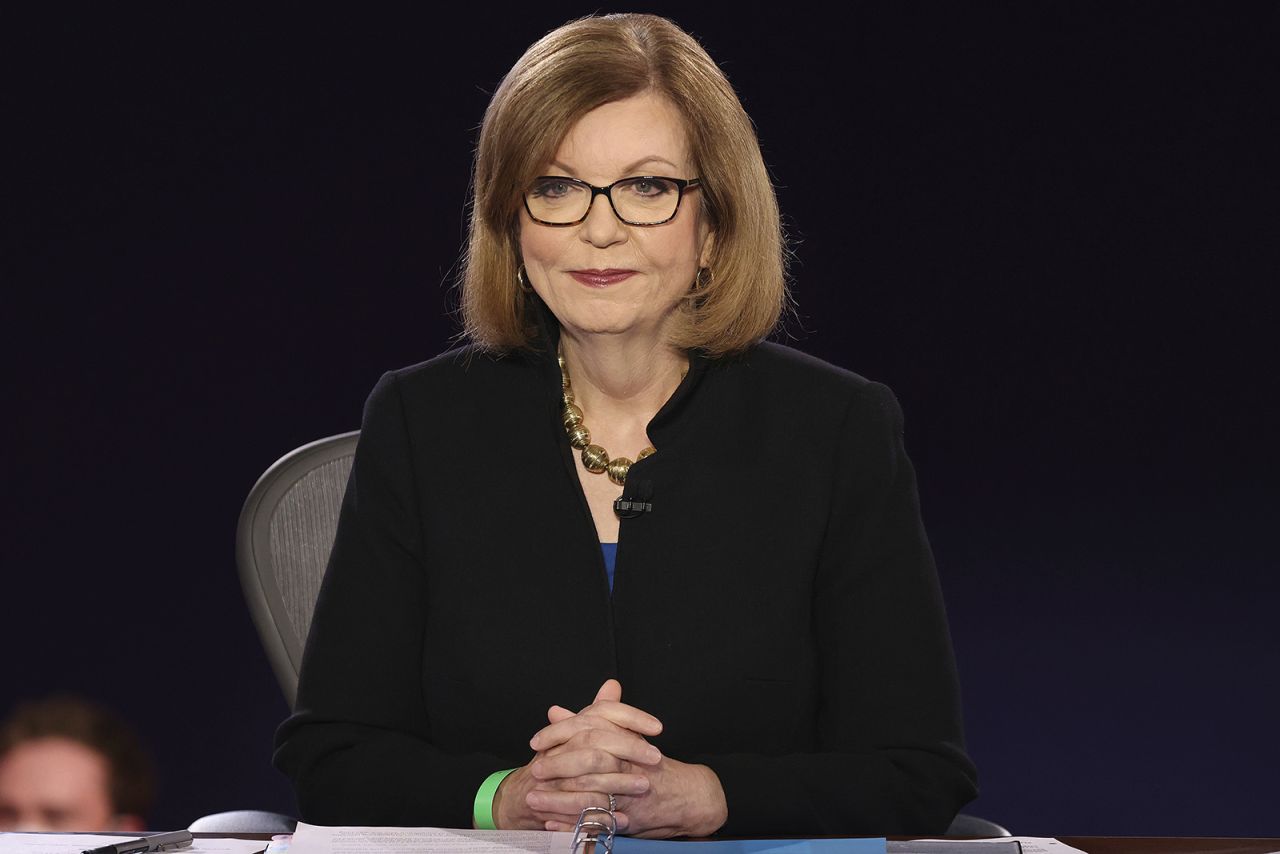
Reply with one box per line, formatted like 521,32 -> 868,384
1056,840 -> 1279,854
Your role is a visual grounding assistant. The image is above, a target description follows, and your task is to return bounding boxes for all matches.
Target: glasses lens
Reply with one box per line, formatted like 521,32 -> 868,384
527,178 -> 590,224
612,177 -> 681,224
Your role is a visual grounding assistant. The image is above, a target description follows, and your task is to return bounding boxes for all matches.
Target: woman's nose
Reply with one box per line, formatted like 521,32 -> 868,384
579,192 -> 627,247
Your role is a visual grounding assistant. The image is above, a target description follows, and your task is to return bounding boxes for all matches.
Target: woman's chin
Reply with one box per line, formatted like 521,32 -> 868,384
562,312 -> 646,339
556,305 -> 676,343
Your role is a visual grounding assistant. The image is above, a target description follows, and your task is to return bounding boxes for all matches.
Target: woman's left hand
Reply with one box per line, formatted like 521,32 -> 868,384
526,679 -> 728,838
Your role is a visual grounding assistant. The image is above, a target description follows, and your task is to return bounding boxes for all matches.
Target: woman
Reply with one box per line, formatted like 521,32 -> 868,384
274,13 -> 977,837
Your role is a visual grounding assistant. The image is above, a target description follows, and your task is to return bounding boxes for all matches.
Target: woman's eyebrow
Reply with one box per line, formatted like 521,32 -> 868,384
548,156 -> 683,177
620,155 -> 681,174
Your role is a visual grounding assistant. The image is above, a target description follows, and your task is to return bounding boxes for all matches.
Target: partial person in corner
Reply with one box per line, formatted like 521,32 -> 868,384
0,696 -> 156,831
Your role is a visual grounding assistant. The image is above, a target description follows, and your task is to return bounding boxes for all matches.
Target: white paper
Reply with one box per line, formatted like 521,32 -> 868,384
188,841 -> 269,854
1008,840 -> 1085,854
915,839 -> 1088,854
290,823 -> 576,854
0,836 -> 264,854
0,835 -> 131,854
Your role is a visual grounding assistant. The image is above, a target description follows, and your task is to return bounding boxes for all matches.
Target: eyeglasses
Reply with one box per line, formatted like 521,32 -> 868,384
524,175 -> 702,227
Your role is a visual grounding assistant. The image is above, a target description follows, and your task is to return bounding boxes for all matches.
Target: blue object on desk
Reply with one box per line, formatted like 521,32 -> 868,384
614,838 -> 886,854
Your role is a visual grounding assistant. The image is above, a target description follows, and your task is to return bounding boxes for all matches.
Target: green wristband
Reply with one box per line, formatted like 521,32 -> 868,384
473,768 -> 516,830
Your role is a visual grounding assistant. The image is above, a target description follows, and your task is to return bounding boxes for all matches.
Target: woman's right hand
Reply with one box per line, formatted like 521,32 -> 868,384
491,763 -> 577,830
491,680 -> 662,830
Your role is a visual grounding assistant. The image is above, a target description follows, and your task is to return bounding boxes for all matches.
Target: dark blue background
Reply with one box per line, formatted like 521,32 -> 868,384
4,3 -> 1276,837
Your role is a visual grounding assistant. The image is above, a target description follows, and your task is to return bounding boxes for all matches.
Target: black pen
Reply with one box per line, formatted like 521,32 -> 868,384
82,830 -> 195,854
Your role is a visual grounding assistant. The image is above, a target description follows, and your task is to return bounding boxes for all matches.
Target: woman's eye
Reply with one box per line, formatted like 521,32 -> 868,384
631,178 -> 673,196
532,179 -> 574,198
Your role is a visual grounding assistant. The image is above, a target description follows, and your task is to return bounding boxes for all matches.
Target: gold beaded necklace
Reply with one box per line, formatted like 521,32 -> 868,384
558,349 -> 658,487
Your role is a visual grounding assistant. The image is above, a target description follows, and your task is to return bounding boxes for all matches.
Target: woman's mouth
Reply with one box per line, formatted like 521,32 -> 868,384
568,269 -> 637,287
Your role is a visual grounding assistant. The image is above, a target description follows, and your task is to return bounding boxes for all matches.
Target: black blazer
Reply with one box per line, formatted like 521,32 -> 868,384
273,326 -> 978,835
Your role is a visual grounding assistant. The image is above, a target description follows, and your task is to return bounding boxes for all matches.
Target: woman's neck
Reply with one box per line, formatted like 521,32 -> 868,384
559,331 -> 687,427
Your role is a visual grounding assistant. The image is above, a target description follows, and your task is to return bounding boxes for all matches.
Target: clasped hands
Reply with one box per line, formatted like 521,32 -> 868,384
492,679 -> 727,838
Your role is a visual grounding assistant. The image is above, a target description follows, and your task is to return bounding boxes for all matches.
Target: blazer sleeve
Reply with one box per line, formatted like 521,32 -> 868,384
694,382 -> 978,836
272,371 -> 503,827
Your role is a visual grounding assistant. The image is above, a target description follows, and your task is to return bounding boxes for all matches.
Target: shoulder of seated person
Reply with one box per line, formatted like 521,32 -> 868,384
381,344 -> 543,393
731,340 -> 888,402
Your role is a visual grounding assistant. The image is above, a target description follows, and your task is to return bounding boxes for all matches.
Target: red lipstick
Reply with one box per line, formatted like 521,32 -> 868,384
568,269 -> 636,287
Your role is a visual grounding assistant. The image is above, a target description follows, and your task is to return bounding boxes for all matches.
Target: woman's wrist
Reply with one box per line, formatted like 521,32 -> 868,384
684,763 -> 729,837
473,768 -> 516,829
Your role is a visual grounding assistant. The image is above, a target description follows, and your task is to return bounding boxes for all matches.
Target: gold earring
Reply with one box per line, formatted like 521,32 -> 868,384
695,266 -> 714,290
517,266 -> 532,293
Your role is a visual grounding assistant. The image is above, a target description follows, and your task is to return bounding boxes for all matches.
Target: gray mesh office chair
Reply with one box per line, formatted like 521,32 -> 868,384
191,432 -> 358,832
236,430 -> 359,708
946,814 -> 1011,837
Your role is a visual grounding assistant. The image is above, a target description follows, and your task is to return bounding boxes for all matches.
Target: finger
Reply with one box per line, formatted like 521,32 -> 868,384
592,678 -> 622,705
526,808 -> 592,826
531,704 -> 663,750
532,741 -> 661,780
531,714 -> 622,752
540,739 -> 661,768
523,809 -> 579,825
544,811 -> 631,835
536,728 -> 662,768
531,749 -> 631,782
579,701 -> 662,737
525,788 -> 620,818
544,679 -> 623,728
530,771 -> 649,796
578,693 -> 662,736
547,704 -> 575,724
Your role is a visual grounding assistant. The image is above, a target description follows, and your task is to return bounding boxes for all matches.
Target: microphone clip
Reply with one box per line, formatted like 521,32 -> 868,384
613,497 -> 653,518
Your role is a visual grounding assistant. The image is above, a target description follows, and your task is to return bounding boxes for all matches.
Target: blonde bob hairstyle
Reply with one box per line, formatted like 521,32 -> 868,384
460,13 -> 787,357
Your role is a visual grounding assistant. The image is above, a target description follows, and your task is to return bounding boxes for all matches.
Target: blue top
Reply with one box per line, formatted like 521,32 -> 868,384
601,542 -> 618,591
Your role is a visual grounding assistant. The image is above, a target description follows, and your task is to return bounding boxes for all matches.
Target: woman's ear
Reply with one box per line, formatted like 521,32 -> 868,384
698,228 -> 716,269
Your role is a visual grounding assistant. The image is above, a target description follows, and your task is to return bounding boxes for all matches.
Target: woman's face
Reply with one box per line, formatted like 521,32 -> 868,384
519,91 -> 713,345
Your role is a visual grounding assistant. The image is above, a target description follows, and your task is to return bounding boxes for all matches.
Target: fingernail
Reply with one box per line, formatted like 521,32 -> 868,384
530,761 -> 543,777
646,747 -> 661,763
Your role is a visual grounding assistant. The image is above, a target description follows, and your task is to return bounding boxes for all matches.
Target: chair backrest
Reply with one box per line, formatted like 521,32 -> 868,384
188,809 -> 298,833
236,431 -> 359,708
946,813 -> 1011,837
